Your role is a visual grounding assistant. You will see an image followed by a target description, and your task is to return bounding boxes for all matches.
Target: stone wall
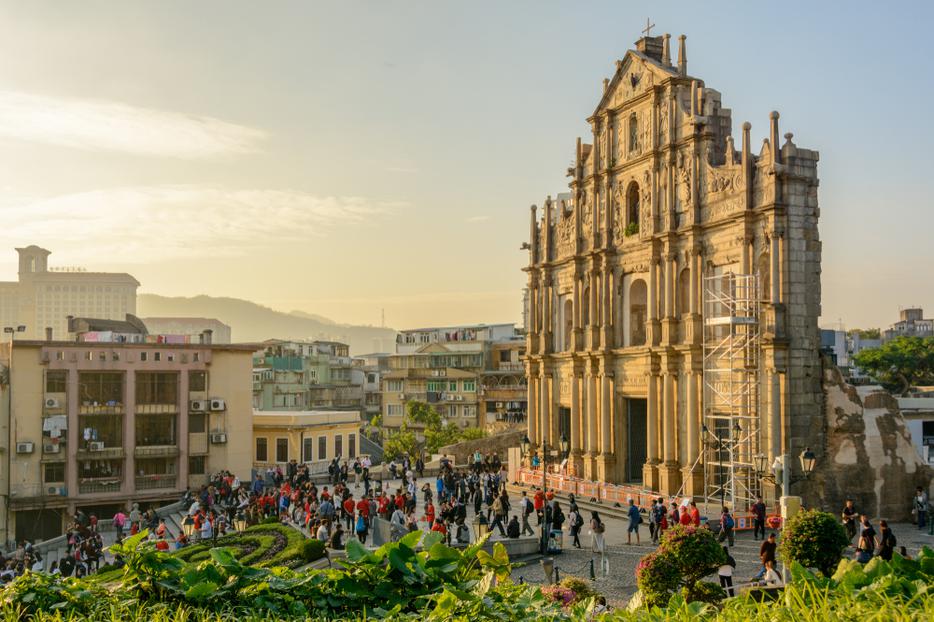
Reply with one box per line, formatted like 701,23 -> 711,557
439,430 -> 524,468
815,360 -> 932,520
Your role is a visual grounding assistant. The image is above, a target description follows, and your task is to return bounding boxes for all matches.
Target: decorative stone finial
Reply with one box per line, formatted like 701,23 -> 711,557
677,35 -> 687,76
742,121 -> 752,131
662,33 -> 671,65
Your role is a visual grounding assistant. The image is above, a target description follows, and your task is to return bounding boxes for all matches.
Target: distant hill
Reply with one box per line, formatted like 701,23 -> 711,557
138,294 -> 396,355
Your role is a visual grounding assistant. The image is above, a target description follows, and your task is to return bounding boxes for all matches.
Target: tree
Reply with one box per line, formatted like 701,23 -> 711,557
850,328 -> 881,340
635,525 -> 727,608
780,509 -> 849,577
406,401 -> 442,428
383,426 -> 417,461
852,336 -> 934,395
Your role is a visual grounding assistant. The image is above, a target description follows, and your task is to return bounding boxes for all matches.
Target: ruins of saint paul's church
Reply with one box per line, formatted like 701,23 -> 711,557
523,32 -> 822,503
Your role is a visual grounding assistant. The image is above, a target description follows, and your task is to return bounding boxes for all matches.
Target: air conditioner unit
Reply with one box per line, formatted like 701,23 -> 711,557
43,443 -> 60,454
190,400 -> 206,412
439,370 -> 446,377
496,402 -> 504,408
210,432 -> 228,444
45,397 -> 60,409
15,442 -> 34,454
209,399 -> 226,411
398,394 -> 405,400
431,370 -> 439,377
455,395 -> 463,401
88,441 -> 104,451
446,394 -> 455,401
46,486 -> 66,496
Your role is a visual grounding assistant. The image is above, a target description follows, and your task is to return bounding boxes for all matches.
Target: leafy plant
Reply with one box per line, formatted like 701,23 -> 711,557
635,551 -> 681,607
634,525 -> 726,608
852,335 -> 934,394
624,221 -> 639,237
780,509 -> 849,577
558,575 -> 601,604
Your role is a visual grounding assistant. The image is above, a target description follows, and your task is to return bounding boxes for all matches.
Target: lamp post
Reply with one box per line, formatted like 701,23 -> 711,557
521,432 -> 569,556
2,325 -> 25,550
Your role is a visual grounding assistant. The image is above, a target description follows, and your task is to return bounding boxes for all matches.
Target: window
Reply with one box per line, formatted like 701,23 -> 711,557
78,372 -> 124,407
193,353 -> 200,362
154,352 -> 161,362
627,181 -> 640,230
303,437 -> 313,462
46,370 -> 67,393
499,350 -> 511,363
276,438 -> 289,463
334,434 -> 343,458
348,433 -> 356,458
628,112 -> 638,152
189,455 -> 206,475
255,437 -> 268,462
318,436 -> 327,461
44,462 -> 65,483
449,381 -> 457,392
136,372 -> 179,405
189,412 -> 206,433
427,380 -> 445,392
463,380 -> 476,392
140,352 -> 148,362
386,380 -> 403,392
387,404 -> 403,416
136,413 -> 176,446
188,371 -> 207,392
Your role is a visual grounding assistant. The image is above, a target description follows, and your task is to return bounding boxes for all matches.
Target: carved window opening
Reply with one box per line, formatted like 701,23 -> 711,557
677,268 -> 691,316
582,284 -> 591,327
629,279 -> 647,346
616,282 -> 626,347
627,182 -> 640,232
628,113 -> 638,153
563,299 -> 573,351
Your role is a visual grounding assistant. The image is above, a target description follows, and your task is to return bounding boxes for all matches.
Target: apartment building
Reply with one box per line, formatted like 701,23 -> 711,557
252,410 -> 362,472
358,353 -> 390,422
482,340 -> 528,426
141,318 -> 232,344
0,320 -> 253,545
0,245 -> 138,341
381,324 -> 524,430
252,339 -> 364,412
884,308 -> 934,342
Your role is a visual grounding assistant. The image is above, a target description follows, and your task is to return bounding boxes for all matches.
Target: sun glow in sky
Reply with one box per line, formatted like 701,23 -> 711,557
0,1 -> 931,330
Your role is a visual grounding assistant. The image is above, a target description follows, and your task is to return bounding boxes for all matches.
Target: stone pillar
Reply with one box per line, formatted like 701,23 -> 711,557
658,365 -> 682,494
570,371 -> 582,475
770,234 -> 780,304
769,369 -> 781,460
597,371 -> 615,480
589,270 -> 599,348
601,268 -> 612,348
681,367 -> 704,496
540,370 -> 551,448
572,275 -> 582,350
643,369 -> 660,490
527,373 -> 539,447
586,367 -> 598,478
662,254 -> 676,343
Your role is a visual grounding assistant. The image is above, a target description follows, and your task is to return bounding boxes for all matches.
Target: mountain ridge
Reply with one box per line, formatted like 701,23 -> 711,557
138,293 -> 395,355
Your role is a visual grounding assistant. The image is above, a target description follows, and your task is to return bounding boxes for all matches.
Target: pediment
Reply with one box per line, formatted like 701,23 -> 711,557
417,343 -> 451,354
592,50 -> 678,117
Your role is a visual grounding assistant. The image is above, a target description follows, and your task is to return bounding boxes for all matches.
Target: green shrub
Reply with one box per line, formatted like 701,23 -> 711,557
635,551 -> 681,607
780,509 -> 849,577
624,221 -> 639,237
557,575 -> 600,604
299,539 -> 326,563
659,524 -> 726,587
261,515 -> 280,525
681,580 -> 726,605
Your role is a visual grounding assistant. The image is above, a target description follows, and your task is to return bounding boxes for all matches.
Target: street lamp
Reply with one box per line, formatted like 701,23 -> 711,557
521,432 -> 569,555
799,447 -> 816,477
234,511 -> 247,534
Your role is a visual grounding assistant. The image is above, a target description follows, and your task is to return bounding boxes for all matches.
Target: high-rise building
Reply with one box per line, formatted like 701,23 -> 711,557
0,245 -> 139,341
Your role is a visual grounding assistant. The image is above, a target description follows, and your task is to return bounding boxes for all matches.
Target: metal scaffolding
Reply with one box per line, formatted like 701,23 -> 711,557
702,273 -> 761,511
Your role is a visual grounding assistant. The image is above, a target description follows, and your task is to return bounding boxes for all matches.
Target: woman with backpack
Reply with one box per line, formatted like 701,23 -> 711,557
355,512 -> 368,544
569,506 -> 583,548
878,520 -> 897,561
590,511 -> 605,554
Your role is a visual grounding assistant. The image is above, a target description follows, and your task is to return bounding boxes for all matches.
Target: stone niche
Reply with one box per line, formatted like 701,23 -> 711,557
815,360 -> 932,520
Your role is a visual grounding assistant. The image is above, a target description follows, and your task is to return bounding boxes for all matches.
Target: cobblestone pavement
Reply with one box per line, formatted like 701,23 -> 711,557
364,478 -> 934,606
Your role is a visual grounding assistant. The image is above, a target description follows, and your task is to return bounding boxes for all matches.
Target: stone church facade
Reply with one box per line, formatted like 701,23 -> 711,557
523,33 -> 822,498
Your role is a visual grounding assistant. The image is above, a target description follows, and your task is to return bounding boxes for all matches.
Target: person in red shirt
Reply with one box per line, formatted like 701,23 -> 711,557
155,536 -> 170,551
394,493 -> 405,511
679,506 -> 693,526
689,501 -> 701,527
343,496 -> 356,530
431,519 -> 447,535
424,501 -> 435,527
533,489 -> 545,526
321,487 -> 330,501
356,497 -> 370,527
378,493 -> 390,518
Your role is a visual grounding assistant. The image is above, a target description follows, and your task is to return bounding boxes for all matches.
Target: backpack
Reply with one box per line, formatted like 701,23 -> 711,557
724,514 -> 735,529
356,515 -> 366,533
574,512 -> 584,528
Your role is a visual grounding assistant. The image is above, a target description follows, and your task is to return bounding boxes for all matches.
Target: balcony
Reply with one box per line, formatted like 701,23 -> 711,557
135,474 -> 178,491
136,403 -> 178,415
79,403 -> 124,415
78,478 -> 122,495
498,362 -> 524,372
76,446 -> 125,460
134,446 -> 180,458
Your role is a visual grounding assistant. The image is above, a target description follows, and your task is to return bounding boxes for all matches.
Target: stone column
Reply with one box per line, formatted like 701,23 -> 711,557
681,367 -> 703,496
648,257 -> 659,345
597,371 -> 615,480
570,371 -> 581,475
572,276 -> 581,350
527,373 -> 538,447
540,370 -> 551,448
586,367 -> 598,478
589,270 -> 599,348
658,364 -> 682,494
769,369 -> 781,460
770,234 -> 780,304
601,268 -> 612,348
643,369 -> 660,489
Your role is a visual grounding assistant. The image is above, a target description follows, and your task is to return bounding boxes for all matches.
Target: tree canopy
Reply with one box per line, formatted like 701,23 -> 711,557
379,400 -> 486,459
852,336 -> 934,394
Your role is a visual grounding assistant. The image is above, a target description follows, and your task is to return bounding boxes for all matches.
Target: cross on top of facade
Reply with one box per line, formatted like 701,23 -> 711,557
642,18 -> 655,38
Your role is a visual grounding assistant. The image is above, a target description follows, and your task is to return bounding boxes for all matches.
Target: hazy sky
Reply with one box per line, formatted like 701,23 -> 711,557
0,1 -> 931,330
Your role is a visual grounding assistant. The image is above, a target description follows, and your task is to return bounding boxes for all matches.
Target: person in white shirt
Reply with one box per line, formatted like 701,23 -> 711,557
316,520 -> 330,542
390,507 -> 407,541
717,546 -> 736,597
